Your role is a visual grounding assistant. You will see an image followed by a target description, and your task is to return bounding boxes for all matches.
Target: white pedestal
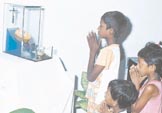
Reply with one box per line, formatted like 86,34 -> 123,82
0,53 -> 74,113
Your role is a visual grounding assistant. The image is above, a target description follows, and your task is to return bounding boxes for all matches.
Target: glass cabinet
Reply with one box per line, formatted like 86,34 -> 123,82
3,3 -> 53,61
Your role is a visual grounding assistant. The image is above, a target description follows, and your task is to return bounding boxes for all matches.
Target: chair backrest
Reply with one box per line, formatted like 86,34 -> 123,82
71,75 -> 78,113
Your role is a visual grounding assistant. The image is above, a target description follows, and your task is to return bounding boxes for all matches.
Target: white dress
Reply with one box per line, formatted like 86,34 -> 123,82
86,44 -> 120,113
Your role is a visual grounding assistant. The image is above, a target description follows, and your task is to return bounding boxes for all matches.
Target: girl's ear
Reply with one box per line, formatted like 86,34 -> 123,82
113,99 -> 118,107
149,64 -> 156,72
107,28 -> 114,35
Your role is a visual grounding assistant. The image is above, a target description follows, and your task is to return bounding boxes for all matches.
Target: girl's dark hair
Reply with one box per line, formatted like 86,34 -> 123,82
101,11 -> 131,44
138,42 -> 162,77
101,11 -> 132,79
108,79 -> 138,109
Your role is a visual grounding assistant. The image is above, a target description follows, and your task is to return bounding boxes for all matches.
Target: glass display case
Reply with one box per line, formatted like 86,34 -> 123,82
3,3 -> 53,61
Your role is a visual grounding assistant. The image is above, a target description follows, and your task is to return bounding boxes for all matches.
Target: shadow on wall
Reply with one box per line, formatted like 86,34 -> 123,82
118,17 -> 132,79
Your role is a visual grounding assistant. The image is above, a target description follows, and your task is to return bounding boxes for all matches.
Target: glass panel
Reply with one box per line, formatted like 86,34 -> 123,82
3,3 -> 53,61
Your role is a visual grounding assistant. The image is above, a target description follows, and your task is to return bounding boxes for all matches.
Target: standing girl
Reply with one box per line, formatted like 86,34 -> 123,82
86,11 -> 130,113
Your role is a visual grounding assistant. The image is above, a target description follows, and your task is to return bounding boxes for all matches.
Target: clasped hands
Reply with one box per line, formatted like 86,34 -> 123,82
87,31 -> 101,54
129,65 -> 147,90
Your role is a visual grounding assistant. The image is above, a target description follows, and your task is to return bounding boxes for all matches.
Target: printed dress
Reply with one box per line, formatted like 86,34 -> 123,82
86,44 -> 120,113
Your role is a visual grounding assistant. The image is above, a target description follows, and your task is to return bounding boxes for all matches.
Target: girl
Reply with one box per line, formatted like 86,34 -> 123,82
129,42 -> 162,113
86,11 -> 130,113
99,79 -> 138,113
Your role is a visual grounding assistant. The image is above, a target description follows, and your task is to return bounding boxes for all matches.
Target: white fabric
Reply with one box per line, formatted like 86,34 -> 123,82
0,53 -> 74,113
95,45 -> 120,104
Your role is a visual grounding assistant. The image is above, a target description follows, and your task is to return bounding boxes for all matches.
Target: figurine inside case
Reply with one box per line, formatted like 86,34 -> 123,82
3,3 -> 53,61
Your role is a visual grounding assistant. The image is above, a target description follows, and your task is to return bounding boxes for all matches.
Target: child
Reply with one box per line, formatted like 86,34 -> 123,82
99,79 -> 138,113
86,11 -> 130,113
129,42 -> 162,113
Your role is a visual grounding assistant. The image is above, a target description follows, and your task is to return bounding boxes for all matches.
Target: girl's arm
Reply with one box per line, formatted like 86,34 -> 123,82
131,84 -> 159,113
87,57 -> 104,82
87,32 -> 104,82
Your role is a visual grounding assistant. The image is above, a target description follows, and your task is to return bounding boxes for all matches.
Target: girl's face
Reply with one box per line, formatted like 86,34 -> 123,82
137,57 -> 150,77
98,19 -> 109,38
105,87 -> 117,107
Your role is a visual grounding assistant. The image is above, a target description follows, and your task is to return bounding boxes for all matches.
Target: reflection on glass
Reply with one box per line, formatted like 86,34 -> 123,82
3,3 -> 53,61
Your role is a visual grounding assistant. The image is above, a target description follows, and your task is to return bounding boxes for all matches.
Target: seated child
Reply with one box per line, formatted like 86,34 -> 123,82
99,79 -> 138,113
